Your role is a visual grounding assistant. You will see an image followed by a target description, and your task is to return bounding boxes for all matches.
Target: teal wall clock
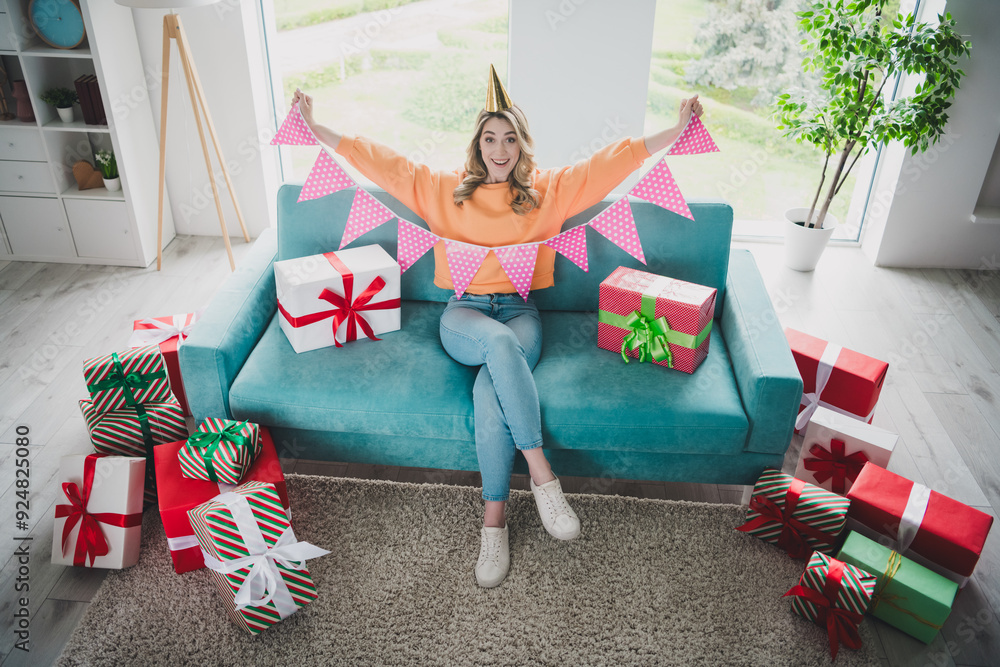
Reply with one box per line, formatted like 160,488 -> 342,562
29,0 -> 87,50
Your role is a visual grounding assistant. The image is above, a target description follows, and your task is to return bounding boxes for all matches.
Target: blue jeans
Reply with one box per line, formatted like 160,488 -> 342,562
439,293 -> 543,502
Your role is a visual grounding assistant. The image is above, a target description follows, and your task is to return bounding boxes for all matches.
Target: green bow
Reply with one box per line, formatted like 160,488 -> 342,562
185,421 -> 253,483
86,352 -> 166,484
621,311 -> 673,366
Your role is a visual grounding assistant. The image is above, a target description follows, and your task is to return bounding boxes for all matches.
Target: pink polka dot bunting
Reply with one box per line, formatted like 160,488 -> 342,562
544,225 -> 589,273
589,197 -> 646,265
628,159 -> 694,221
270,102 -> 319,146
444,241 -> 490,298
396,218 -> 440,273
494,244 -> 540,301
666,115 -> 719,156
340,188 -> 396,249
298,151 -> 355,202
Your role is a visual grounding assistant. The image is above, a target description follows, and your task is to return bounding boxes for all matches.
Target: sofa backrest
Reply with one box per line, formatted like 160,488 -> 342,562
276,183 -> 733,313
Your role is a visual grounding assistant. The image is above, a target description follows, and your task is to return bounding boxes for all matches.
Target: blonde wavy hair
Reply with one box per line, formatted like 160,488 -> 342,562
453,105 -> 540,216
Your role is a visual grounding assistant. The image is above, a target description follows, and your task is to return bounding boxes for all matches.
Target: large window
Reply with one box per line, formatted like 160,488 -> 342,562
269,0 -> 509,185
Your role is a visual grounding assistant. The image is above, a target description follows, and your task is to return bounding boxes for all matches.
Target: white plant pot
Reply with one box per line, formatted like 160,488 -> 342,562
784,207 -> 838,272
103,176 -> 121,192
57,106 -> 74,122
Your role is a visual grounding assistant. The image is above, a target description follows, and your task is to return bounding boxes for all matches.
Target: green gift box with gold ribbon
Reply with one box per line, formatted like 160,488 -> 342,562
597,267 -> 717,374
836,531 -> 958,644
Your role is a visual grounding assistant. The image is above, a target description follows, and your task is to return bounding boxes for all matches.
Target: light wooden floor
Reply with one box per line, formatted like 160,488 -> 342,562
0,235 -> 998,666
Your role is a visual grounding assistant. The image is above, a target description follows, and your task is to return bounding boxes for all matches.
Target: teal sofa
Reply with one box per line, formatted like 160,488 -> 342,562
179,183 -> 802,484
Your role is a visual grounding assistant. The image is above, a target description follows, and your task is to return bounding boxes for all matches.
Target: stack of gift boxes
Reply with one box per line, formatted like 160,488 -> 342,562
53,310 -> 331,635
735,328 -> 995,659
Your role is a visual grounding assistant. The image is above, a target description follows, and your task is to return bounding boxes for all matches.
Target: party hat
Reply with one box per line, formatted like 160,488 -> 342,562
485,64 -> 513,112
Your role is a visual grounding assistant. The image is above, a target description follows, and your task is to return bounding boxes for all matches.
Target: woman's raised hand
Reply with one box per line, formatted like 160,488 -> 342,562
292,87 -> 314,126
678,94 -> 703,127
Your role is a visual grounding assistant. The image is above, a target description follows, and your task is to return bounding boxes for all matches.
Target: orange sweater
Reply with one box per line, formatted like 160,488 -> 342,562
334,134 -> 651,293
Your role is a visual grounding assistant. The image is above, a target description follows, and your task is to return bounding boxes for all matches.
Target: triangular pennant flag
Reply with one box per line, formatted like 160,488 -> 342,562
340,188 -> 396,249
298,150 -> 355,202
397,218 -> 440,273
444,241 -> 490,298
667,115 -> 719,156
628,159 -> 694,220
589,197 -> 646,264
544,225 -> 589,273
494,244 -> 540,301
270,102 -> 319,146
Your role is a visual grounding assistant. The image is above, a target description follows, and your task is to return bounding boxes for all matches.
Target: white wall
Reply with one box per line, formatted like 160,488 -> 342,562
127,0 -> 278,238
508,0 -> 656,176
862,0 -> 1000,268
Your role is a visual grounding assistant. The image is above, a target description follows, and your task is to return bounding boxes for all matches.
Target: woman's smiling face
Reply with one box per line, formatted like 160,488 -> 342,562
479,116 -> 520,184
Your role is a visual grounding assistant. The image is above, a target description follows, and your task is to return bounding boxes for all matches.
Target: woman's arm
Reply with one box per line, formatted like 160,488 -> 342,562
292,88 -> 341,148
642,95 -> 704,154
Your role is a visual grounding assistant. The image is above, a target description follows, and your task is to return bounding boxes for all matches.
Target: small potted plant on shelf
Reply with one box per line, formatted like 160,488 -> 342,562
95,149 -> 119,192
774,0 -> 970,271
40,87 -> 79,123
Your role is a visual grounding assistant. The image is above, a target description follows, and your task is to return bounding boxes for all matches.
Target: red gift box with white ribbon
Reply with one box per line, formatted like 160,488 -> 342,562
155,425 -> 288,574
128,310 -> 203,415
785,328 -> 888,433
846,462 -> 994,587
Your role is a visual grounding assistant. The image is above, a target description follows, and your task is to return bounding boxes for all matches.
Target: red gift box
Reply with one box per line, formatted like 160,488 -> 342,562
128,311 -> 202,415
846,462 -> 994,586
155,425 -> 287,574
598,267 -> 716,374
785,328 -> 888,432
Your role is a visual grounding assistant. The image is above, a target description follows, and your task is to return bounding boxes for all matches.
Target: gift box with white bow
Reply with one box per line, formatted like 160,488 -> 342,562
795,405 -> 898,495
51,454 -> 145,569
846,462 -> 994,587
785,328 -> 889,433
275,244 -> 400,354
155,426 -> 288,574
188,481 -> 329,635
128,310 -> 203,415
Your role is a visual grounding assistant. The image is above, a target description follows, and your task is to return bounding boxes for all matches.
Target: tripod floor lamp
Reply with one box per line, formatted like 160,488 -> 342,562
116,0 -> 250,271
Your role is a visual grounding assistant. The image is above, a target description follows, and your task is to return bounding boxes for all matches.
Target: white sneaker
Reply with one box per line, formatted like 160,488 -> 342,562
475,524 -> 509,588
530,477 -> 581,540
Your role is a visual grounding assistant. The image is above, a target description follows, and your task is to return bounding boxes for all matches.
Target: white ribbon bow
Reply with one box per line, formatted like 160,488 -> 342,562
200,492 -> 329,619
795,341 -> 878,430
127,308 -> 205,348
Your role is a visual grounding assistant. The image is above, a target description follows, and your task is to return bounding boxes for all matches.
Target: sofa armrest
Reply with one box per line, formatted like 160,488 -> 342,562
720,249 -> 803,454
179,227 -> 278,424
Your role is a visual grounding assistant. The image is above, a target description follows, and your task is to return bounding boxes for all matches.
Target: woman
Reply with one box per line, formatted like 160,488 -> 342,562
292,68 -> 702,588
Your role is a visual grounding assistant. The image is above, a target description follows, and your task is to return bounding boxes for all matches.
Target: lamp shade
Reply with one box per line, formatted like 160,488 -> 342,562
115,0 -> 221,7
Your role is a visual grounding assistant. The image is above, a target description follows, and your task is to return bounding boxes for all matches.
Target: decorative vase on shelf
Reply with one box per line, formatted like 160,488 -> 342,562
103,176 -> 121,192
12,80 -> 34,123
57,106 -> 74,122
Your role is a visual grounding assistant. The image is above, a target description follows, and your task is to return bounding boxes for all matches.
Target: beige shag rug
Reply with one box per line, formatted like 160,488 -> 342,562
56,474 -> 880,666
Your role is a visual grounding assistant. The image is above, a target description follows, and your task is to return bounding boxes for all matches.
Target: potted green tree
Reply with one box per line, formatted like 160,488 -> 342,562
95,149 -> 119,192
775,0 -> 970,271
40,87 -> 79,123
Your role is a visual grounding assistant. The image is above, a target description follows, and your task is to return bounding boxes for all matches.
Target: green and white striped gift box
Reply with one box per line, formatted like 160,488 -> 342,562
738,469 -> 850,557
178,419 -> 261,485
790,551 -> 877,624
80,398 -> 188,506
188,481 -> 323,635
83,346 -> 176,414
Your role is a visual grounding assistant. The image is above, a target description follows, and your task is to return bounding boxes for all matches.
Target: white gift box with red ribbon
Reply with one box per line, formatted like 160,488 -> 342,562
275,244 -> 401,354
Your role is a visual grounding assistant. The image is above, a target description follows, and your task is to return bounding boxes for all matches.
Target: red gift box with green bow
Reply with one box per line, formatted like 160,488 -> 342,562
597,267 -> 716,374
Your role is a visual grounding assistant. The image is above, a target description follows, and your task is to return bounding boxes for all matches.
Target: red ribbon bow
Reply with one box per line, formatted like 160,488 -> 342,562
277,251 -> 400,347
803,440 -> 869,495
736,477 -> 834,559
54,454 -> 143,567
783,559 -> 865,660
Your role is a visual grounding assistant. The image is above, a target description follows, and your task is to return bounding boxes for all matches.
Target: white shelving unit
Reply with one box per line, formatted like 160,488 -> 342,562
0,0 -> 174,266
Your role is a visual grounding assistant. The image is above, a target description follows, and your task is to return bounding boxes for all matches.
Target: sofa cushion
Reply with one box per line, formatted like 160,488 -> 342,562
535,311 -> 748,455
230,302 -> 748,457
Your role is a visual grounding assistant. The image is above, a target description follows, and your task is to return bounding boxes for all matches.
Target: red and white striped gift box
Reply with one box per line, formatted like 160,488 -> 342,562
178,418 -> 261,485
83,345 -> 176,414
188,481 -> 327,635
